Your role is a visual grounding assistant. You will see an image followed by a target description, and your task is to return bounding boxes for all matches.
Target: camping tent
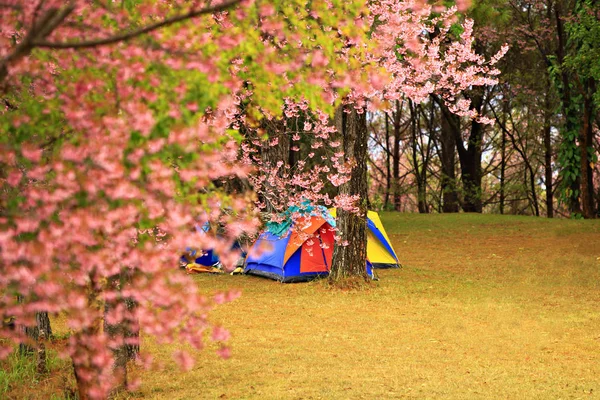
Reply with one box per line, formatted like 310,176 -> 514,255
244,214 -> 374,282
329,209 -> 400,269
244,215 -> 334,282
180,221 -> 247,273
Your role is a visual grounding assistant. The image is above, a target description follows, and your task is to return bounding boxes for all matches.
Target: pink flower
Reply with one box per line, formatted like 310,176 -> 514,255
311,51 -> 329,68
21,146 -> 42,162
173,351 -> 194,372
6,170 -> 21,186
212,326 -> 231,342
216,346 -> 231,359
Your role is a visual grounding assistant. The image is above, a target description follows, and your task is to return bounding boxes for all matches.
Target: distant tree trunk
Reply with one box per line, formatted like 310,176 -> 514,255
437,98 -> 460,213
384,113 -> 391,209
392,100 -> 403,211
597,174 -> 600,217
104,270 -> 139,391
489,99 -> 539,217
543,84 -> 554,218
409,101 -> 428,213
36,328 -> 47,374
499,122 -> 506,215
526,166 -> 541,216
458,93 -> 484,213
72,284 -> 103,400
17,295 -> 52,355
329,105 -> 369,285
554,3 -> 581,215
458,147 -> 483,213
288,116 -> 299,167
499,99 -> 510,215
123,297 -> 139,360
580,79 -> 596,218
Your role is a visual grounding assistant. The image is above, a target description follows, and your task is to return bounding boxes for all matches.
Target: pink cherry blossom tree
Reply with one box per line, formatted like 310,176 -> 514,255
0,1 -> 374,398
236,0 -> 508,284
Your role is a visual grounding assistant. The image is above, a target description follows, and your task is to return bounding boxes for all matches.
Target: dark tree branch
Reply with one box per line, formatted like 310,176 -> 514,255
33,0 -> 242,49
0,2 -> 23,11
0,3 -> 75,89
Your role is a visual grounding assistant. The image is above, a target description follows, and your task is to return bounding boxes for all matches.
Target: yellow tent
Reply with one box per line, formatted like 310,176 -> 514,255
329,209 -> 400,268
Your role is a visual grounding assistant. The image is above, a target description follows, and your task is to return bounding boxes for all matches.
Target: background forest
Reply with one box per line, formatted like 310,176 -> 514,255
356,1 -> 597,218
367,0 -> 600,218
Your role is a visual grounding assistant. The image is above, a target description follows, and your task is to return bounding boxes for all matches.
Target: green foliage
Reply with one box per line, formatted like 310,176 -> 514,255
0,348 -> 66,396
548,0 -> 600,213
564,0 -> 600,105
468,0 -> 512,28
555,102 -> 582,208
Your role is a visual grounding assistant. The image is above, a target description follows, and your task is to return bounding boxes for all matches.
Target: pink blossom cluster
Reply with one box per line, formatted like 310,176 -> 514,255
0,0 -> 374,398
243,0 -> 507,228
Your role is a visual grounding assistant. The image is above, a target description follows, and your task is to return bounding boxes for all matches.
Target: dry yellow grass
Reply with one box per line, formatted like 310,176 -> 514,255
128,214 -> 600,400
5,213 -> 600,399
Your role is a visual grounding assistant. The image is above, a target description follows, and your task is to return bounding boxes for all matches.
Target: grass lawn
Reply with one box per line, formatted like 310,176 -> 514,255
4,213 -> 600,399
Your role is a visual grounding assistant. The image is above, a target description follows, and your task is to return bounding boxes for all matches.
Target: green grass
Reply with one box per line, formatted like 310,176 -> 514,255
5,213 -> 600,399
0,346 -> 73,400
0,352 -> 37,394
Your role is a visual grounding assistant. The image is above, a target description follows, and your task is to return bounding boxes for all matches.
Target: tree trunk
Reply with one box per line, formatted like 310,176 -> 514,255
458,148 -> 483,213
439,100 -> 460,213
104,270 -> 139,392
72,285 -> 103,400
460,129 -> 483,212
456,90 -> 485,213
597,176 -> 600,217
410,101 -> 428,214
500,123 -> 506,215
36,328 -> 47,375
580,79 -> 596,218
555,3 -> 582,215
384,113 -> 391,209
104,300 -> 128,391
543,89 -> 554,218
491,99 -> 540,217
528,164 -> 541,217
124,297 -> 139,361
392,100 -> 403,211
288,115 -> 301,167
329,105 -> 369,285
17,295 -> 52,355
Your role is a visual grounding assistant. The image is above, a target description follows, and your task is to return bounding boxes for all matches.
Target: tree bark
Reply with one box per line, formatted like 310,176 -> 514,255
500,122 -> 506,215
580,79 -> 596,218
17,294 -> 52,355
456,90 -> 485,213
329,105 -> 369,284
72,282 -> 103,400
437,98 -> 460,213
458,148 -> 483,213
36,328 -> 47,375
489,99 -> 540,217
410,101 -> 428,213
555,2 -> 582,214
384,113 -> 391,209
104,270 -> 139,392
392,100 -> 403,211
543,85 -> 554,218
